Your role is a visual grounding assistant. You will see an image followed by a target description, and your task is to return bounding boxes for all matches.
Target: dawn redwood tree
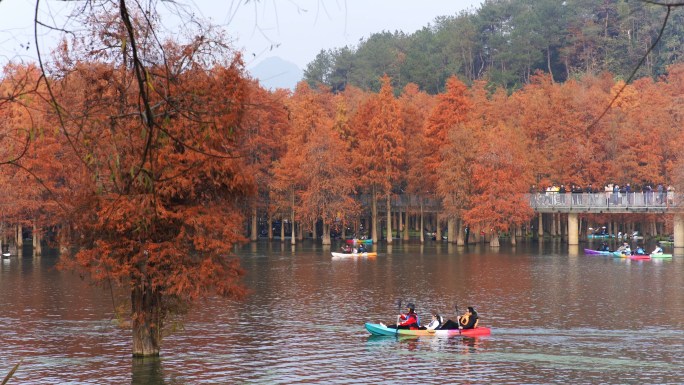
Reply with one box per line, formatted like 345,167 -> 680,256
399,83 -> 434,243
0,64 -> 49,247
37,4 -> 255,356
355,75 -> 404,243
424,75 -> 472,242
242,82 -> 290,241
281,82 -> 358,244
273,82 -> 330,244
464,119 -> 534,247
662,64 -> 684,187
300,115 -> 358,244
330,91 -> 365,236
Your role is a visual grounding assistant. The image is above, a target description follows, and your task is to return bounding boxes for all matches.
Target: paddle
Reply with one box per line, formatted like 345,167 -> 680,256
455,304 -> 462,335
395,298 -> 402,336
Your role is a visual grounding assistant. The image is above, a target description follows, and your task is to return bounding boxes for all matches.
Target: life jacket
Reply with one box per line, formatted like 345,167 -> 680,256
460,313 -> 478,329
399,312 -> 419,328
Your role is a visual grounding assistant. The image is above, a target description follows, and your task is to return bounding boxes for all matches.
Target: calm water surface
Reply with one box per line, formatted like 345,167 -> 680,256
1,240 -> 683,384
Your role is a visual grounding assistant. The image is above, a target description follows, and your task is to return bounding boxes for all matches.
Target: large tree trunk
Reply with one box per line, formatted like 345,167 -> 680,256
33,223 -> 42,256
131,277 -> 161,357
435,213 -> 442,242
420,202 -> 425,244
250,207 -> 258,242
371,186 -> 378,243
291,208 -> 296,246
322,223 -> 331,245
268,215 -> 273,240
490,231 -> 500,247
456,218 -> 465,246
447,217 -> 455,243
16,224 -> 23,247
386,193 -> 392,244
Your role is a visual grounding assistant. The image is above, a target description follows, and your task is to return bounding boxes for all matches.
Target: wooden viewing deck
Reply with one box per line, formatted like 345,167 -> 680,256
526,192 -> 684,249
526,192 -> 682,214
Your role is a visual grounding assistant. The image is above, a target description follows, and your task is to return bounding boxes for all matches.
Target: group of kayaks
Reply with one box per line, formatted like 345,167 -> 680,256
584,248 -> 672,260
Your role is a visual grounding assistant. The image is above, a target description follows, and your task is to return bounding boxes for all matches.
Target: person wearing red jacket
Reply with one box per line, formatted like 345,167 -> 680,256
382,303 -> 420,330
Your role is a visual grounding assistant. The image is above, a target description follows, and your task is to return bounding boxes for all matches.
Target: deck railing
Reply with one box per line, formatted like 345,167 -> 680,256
526,192 -> 681,212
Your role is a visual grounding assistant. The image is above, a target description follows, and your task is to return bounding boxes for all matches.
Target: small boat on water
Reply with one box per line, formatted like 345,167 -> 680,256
584,248 -> 612,256
612,251 -> 673,260
345,238 -> 373,245
587,234 -> 613,239
331,252 -> 377,258
364,322 -> 491,337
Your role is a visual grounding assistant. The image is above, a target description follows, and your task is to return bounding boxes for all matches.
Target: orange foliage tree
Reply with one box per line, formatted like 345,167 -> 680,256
242,82 -> 290,240
278,82 -> 358,245
425,76 -> 472,242
399,83 -> 434,242
34,5 -> 255,356
353,75 -> 404,243
463,87 -> 534,245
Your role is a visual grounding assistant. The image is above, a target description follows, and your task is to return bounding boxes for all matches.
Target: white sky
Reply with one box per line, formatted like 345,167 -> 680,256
0,0 -> 482,69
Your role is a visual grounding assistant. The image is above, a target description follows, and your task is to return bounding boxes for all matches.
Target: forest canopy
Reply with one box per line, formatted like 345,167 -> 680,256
303,0 -> 684,93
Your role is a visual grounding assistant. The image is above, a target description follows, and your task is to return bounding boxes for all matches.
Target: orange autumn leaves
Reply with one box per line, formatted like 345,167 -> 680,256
4,65 -> 684,248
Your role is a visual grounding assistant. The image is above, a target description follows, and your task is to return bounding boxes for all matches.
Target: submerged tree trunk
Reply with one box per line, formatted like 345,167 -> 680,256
268,215 -> 273,240
386,193 -> 392,244
447,217 -> 455,243
280,216 -> 285,242
33,223 -> 42,256
456,218 -> 465,246
371,186 -> 378,243
435,213 -> 442,242
251,207 -> 258,241
16,224 -> 23,247
490,231 -> 500,247
322,223 -> 331,245
131,276 -> 161,357
420,202 -> 425,244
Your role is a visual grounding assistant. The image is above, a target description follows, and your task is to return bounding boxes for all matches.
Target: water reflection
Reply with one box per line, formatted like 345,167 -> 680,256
131,357 -> 168,385
1,241 -> 683,384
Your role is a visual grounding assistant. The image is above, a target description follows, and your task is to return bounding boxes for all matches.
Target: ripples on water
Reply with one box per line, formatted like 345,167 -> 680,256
1,242 -> 683,384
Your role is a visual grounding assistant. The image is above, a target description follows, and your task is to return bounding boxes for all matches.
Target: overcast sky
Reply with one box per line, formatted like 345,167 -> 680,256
0,0 -> 482,70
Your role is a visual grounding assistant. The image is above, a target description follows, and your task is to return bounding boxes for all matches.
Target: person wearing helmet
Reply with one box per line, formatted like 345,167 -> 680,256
382,303 -> 420,330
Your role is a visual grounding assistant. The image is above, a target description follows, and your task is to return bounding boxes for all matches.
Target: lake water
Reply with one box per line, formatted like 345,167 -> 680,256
1,240 -> 683,384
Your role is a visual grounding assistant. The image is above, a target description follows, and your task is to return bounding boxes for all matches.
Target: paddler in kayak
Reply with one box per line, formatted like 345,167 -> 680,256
458,306 -> 479,329
651,242 -> 663,255
439,306 -> 479,330
425,311 -> 444,331
381,302 -> 420,330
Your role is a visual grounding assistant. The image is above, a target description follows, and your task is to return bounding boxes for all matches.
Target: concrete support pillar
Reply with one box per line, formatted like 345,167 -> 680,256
674,214 -> 684,250
537,214 -> 543,239
568,212 -> 579,245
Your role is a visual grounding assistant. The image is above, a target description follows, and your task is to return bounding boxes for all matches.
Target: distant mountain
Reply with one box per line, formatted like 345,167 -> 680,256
248,57 -> 302,90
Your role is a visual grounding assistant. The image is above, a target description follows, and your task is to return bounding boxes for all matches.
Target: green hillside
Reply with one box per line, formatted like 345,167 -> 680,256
303,0 -> 684,93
